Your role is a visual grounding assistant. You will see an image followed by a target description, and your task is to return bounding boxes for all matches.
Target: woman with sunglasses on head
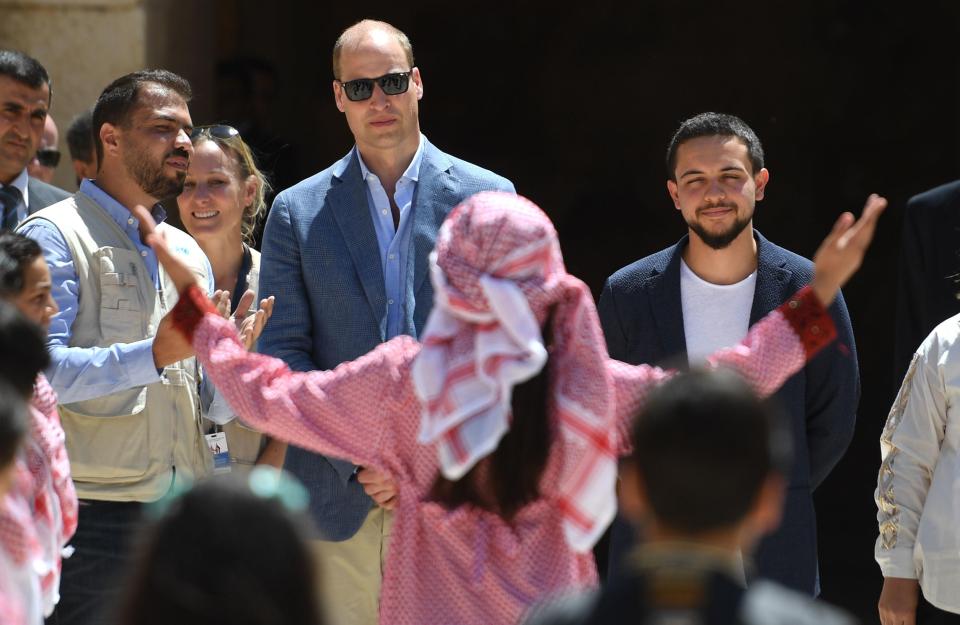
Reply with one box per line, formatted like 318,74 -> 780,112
177,125 -> 285,472
140,191 -> 884,625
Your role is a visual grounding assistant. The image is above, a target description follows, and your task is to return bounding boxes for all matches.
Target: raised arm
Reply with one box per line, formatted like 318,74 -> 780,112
135,205 -> 417,470
18,219 -> 164,403
173,284 -> 416,469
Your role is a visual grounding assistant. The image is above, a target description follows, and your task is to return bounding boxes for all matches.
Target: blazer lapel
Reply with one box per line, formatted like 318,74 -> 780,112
648,239 -> 689,361
749,231 -> 793,325
27,180 -> 43,215
327,152 -> 387,333
411,142 -> 457,298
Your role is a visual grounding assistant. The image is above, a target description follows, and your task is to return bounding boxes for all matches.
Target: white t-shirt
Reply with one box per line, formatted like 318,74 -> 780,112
680,259 -> 757,364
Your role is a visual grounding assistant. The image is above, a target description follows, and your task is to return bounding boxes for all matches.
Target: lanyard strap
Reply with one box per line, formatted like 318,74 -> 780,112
230,243 -> 252,312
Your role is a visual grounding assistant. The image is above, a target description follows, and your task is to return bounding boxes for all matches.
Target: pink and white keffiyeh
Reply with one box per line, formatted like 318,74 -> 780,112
28,374 -> 77,613
412,191 -> 617,552
0,374 -> 77,620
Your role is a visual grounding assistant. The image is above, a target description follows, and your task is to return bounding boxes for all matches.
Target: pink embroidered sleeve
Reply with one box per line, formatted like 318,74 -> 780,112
610,286 -> 836,453
180,285 -> 420,469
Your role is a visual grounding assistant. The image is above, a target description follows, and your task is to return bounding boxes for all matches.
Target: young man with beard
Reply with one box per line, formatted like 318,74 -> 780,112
17,70 -> 214,625
599,113 -> 858,596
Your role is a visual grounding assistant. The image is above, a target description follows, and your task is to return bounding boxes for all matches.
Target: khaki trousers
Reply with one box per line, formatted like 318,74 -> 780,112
312,507 -> 394,625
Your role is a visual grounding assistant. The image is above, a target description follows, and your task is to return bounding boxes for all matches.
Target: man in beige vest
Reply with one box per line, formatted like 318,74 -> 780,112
18,69 -> 214,625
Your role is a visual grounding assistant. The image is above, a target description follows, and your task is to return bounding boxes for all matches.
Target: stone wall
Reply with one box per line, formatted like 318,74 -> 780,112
0,0 -> 213,191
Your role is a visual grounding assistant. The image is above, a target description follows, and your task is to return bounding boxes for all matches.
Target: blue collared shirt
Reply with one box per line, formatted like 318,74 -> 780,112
356,134 -> 425,339
18,179 -> 214,404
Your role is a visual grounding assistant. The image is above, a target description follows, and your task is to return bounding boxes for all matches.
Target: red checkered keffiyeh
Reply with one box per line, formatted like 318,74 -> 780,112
0,374 -> 78,622
413,193 -> 617,551
28,374 -> 78,613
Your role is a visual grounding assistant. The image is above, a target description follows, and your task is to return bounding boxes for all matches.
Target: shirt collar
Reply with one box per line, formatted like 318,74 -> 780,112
8,169 -> 29,209
79,179 -> 167,233
356,133 -> 426,185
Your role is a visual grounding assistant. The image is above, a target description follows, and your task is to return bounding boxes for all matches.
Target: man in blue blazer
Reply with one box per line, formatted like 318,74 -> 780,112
258,19 -> 513,625
599,113 -> 858,596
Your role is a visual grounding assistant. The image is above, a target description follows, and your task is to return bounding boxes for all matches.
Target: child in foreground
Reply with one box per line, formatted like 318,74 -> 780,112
525,369 -> 853,625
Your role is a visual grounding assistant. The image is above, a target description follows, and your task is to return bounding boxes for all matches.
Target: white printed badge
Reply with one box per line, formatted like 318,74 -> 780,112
204,431 -> 231,474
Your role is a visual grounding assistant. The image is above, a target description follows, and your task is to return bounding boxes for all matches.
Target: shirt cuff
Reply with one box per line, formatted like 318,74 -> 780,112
172,284 -> 218,340
126,338 -> 165,387
779,286 -> 836,359
876,545 -> 918,580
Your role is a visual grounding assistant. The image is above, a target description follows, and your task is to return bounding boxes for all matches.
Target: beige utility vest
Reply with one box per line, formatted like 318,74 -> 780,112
24,192 -> 213,501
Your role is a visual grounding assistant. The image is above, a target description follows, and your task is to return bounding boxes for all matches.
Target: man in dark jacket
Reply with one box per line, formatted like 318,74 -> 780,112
599,113 -> 859,595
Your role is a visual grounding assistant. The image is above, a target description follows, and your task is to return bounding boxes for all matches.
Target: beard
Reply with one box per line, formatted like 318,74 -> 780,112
123,145 -> 188,200
686,203 -> 753,250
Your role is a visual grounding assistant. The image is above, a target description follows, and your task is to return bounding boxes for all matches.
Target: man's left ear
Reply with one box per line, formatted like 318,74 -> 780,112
333,81 -> 346,113
754,168 -> 770,201
412,67 -> 424,100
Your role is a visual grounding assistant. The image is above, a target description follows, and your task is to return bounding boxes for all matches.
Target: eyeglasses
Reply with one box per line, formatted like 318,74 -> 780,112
189,124 -> 240,141
337,71 -> 412,102
34,148 -> 60,168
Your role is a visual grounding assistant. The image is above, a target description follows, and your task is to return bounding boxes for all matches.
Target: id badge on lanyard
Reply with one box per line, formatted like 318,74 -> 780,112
204,431 -> 231,474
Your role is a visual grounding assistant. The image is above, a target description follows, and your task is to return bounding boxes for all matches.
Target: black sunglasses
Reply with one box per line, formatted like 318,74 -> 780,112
35,148 -> 60,168
189,125 -> 240,141
337,71 -> 412,102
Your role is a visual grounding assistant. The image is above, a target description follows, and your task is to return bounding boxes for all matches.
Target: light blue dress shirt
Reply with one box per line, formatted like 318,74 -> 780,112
18,179 -> 214,404
356,134 -> 425,339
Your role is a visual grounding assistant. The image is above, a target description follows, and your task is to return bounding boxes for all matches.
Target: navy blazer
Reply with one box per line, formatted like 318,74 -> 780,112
27,177 -> 70,214
258,139 -> 514,540
598,231 -> 859,595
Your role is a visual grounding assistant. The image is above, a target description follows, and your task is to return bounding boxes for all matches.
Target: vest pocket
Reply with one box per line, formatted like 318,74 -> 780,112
60,386 -> 151,483
221,420 -> 265,467
96,247 -> 145,342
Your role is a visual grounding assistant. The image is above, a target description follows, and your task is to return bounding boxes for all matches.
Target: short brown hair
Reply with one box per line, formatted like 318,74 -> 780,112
332,20 -> 415,80
92,69 -> 192,167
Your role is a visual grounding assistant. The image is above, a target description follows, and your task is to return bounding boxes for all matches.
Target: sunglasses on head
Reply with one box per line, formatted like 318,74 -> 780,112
35,148 -> 60,168
189,124 -> 240,141
337,71 -> 412,102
